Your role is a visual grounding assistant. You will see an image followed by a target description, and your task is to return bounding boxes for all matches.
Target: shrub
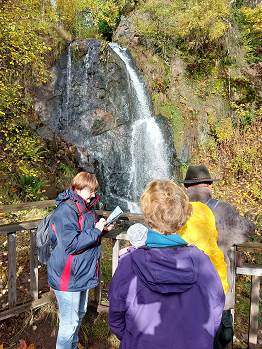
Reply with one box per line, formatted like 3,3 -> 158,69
234,4 -> 262,63
56,0 -> 130,39
18,175 -> 45,201
133,0 -> 230,70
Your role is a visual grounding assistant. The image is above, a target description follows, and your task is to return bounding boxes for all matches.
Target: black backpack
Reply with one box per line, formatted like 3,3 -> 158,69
36,200 -> 81,264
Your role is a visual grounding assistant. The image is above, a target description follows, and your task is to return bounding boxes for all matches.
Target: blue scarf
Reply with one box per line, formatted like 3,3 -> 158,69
146,229 -> 187,248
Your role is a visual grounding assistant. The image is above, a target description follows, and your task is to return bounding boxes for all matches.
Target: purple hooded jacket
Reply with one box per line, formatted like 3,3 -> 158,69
109,245 -> 225,349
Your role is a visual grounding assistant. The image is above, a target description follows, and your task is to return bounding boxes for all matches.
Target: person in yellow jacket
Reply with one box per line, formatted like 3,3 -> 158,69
178,201 -> 229,294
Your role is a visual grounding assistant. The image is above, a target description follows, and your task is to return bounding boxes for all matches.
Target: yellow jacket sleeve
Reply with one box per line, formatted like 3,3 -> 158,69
178,202 -> 229,294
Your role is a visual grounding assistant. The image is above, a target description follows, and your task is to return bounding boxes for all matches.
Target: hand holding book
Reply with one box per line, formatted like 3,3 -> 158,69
105,206 -> 123,227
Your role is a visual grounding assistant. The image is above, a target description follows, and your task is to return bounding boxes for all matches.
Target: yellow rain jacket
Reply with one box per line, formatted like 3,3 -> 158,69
178,201 -> 229,294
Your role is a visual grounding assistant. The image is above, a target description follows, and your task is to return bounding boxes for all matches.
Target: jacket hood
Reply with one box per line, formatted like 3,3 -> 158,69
131,246 -> 198,294
187,186 -> 212,203
56,188 -> 100,210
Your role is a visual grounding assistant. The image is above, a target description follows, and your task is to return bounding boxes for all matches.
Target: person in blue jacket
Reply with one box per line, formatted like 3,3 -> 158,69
48,171 -> 111,349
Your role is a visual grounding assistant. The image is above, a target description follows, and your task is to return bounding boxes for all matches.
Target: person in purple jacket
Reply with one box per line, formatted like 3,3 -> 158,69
109,180 -> 225,349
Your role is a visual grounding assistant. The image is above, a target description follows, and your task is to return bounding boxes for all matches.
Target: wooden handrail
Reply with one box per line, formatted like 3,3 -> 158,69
0,212 -> 143,235
236,242 -> 262,252
0,200 -> 143,222
0,200 -> 55,213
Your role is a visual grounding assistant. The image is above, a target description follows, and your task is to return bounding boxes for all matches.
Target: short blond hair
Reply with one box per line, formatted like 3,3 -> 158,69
71,172 -> 99,192
140,180 -> 192,234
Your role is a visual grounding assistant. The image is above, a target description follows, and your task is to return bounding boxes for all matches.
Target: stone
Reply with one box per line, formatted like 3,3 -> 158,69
35,39 -> 175,210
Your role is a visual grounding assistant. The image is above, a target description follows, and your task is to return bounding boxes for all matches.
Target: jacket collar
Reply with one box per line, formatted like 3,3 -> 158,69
145,230 -> 187,248
70,190 -> 100,211
187,186 -> 212,203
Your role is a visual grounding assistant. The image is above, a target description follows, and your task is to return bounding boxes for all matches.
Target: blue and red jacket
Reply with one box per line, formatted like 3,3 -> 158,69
47,189 -> 102,292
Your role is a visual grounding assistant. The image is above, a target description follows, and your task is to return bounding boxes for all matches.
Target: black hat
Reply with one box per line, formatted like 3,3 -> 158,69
179,165 -> 220,184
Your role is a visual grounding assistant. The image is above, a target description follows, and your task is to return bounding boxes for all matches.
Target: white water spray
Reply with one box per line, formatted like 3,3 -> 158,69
109,43 -> 170,212
65,43 -> 72,126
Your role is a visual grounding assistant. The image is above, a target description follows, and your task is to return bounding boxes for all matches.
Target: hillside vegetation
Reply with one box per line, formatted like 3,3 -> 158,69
116,0 -> 262,230
0,0 -> 81,204
1,0 -> 261,229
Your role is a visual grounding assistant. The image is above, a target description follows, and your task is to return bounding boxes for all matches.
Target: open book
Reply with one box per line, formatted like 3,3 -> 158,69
106,206 -> 123,225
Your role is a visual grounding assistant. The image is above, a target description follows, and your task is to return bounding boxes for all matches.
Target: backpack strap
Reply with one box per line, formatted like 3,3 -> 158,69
206,198 -> 220,210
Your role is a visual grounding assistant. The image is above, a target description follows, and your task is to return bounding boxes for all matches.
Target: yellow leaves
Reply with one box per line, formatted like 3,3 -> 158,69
195,115 -> 262,223
210,117 -> 234,143
209,21 -> 228,41
135,0 -> 230,43
1,0 -> 55,87
241,4 -> 262,37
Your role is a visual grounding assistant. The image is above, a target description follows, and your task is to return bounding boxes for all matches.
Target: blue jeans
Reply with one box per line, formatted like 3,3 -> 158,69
54,289 -> 89,349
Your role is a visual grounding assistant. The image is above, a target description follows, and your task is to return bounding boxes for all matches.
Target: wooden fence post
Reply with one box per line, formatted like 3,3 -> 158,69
8,232 -> 17,308
237,264 -> 262,349
248,275 -> 261,349
94,257 -> 102,308
30,229 -> 39,301
112,239 -> 120,276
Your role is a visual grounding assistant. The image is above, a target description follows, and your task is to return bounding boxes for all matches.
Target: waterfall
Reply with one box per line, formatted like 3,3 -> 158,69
45,40 -> 175,214
109,43 -> 170,213
50,0 -> 56,9
65,43 -> 72,127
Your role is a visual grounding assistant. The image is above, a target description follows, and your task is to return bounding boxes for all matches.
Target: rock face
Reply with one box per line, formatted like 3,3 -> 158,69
35,39 -> 177,210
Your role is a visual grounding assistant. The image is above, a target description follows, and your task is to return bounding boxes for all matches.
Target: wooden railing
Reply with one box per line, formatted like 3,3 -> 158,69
0,200 -> 143,321
234,244 -> 262,349
0,200 -> 261,348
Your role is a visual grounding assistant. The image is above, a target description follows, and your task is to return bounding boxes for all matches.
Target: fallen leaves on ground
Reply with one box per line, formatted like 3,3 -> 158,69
16,340 -> 35,349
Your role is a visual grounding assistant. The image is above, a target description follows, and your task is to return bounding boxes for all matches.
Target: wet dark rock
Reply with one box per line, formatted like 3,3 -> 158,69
35,39 -> 177,210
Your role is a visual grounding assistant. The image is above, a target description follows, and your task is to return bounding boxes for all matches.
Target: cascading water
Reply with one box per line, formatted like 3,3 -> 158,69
40,40 -> 175,213
109,43 -> 170,212
50,0 -> 56,8
57,43 -> 72,128
65,43 -> 72,127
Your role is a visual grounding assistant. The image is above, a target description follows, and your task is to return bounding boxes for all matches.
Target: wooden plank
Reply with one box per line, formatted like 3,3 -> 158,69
0,220 -> 41,235
237,265 -> 262,277
8,232 -> 17,308
248,276 -> 261,348
0,220 -> 122,236
97,304 -> 109,314
237,242 -> 262,252
104,231 -> 129,241
96,210 -> 143,222
30,230 -> 38,301
0,200 -> 143,221
0,212 -> 143,235
114,233 -> 129,241
0,200 -> 55,213
0,292 -> 52,322
112,239 -> 120,276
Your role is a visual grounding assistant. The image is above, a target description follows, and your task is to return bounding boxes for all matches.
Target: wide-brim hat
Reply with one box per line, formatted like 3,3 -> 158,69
178,165 -> 220,184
